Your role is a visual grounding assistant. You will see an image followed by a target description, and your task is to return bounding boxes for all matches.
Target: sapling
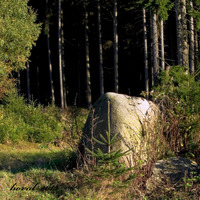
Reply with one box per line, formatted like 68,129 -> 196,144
84,100 -> 136,188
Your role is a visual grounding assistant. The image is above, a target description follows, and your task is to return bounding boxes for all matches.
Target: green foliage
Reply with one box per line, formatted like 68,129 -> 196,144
188,0 -> 200,30
151,66 -> 200,153
0,0 -> 41,99
0,93 -> 63,143
137,0 -> 173,20
0,0 -> 41,71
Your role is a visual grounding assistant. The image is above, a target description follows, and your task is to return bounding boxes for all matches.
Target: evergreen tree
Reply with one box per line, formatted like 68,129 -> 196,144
45,0 -> 55,103
58,0 -> 64,110
84,0 -> 92,108
175,0 -> 189,69
143,8 -> 149,98
113,0 -> 119,93
98,0 -> 104,96
138,0 -> 173,85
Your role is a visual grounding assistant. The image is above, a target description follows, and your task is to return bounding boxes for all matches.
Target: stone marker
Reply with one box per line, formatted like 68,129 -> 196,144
80,92 -> 160,167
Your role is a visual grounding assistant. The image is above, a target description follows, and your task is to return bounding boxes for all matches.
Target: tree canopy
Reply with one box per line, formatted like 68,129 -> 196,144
0,0 -> 41,98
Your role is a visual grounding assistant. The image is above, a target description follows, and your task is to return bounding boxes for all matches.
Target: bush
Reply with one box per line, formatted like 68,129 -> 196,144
0,93 -> 63,143
151,66 -> 200,154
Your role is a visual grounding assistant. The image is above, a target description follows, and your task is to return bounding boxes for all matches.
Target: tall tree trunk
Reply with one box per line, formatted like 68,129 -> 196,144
85,5 -> 92,108
175,0 -> 189,70
98,0 -> 104,96
143,8 -> 149,99
46,0 -> 55,104
77,43 -> 81,105
113,0 -> 119,93
61,7 -> 67,107
58,0 -> 64,110
189,0 -> 195,74
26,62 -> 31,104
195,30 -> 199,64
198,31 -> 200,61
160,19 -> 165,70
151,11 -> 159,85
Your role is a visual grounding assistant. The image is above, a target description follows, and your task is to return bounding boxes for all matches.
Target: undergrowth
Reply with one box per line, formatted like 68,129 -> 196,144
0,92 -> 88,145
149,66 -> 200,161
1,66 -> 200,199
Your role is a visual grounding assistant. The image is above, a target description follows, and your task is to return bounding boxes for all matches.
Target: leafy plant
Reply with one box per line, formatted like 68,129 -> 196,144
0,0 -> 41,99
0,93 -> 63,143
150,66 -> 200,154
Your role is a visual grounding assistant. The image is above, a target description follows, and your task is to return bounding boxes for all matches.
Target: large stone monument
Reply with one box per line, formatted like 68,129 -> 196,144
80,92 -> 160,167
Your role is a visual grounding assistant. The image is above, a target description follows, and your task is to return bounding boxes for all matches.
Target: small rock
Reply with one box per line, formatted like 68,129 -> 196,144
146,157 -> 200,191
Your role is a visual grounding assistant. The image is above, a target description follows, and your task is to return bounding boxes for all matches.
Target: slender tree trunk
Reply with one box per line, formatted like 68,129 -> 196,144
85,5 -> 92,108
61,7 -> 67,107
160,19 -> 165,70
46,0 -> 55,104
151,11 -> 159,85
77,43 -> 81,105
47,30 -> 55,103
143,8 -> 149,99
58,0 -> 64,110
175,0 -> 189,70
113,0 -> 119,93
26,62 -> 31,104
195,30 -> 199,64
189,0 -> 195,74
98,0 -> 104,96
150,11 -> 154,87
198,32 -> 200,61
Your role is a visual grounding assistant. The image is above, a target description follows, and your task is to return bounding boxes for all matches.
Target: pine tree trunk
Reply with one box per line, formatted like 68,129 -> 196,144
46,0 -> 55,103
175,0 -> 189,70
195,30 -> 199,64
160,19 -> 165,70
113,0 -> 119,93
58,0 -> 64,110
85,6 -> 92,108
77,43 -> 81,105
98,0 -> 104,96
189,0 -> 195,74
143,8 -> 149,99
61,7 -> 67,107
151,11 -> 159,85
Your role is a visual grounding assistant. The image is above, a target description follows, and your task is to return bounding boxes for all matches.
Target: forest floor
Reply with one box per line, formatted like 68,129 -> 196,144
1,141 -> 200,200
0,103 -> 200,199
0,142 -> 74,200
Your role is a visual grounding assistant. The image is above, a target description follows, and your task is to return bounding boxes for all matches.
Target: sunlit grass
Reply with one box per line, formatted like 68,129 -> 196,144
0,142 -> 76,173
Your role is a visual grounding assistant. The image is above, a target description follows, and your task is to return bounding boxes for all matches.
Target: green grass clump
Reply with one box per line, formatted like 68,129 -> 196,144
0,93 -> 63,143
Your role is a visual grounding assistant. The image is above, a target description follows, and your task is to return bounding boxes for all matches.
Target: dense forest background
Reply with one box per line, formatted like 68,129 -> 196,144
15,0 -> 200,108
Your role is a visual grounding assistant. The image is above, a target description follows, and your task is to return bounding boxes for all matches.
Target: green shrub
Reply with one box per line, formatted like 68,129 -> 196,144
0,93 -> 63,143
151,66 -> 200,154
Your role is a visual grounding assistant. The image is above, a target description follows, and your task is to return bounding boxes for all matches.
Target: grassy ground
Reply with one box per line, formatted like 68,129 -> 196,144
1,142 -> 200,200
0,142 -> 81,200
0,102 -> 200,199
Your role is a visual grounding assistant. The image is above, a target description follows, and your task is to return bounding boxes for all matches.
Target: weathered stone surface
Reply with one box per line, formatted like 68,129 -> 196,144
80,92 -> 159,167
146,157 -> 200,191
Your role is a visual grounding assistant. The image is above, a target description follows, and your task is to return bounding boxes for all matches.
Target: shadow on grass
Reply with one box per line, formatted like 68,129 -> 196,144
0,150 -> 77,173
